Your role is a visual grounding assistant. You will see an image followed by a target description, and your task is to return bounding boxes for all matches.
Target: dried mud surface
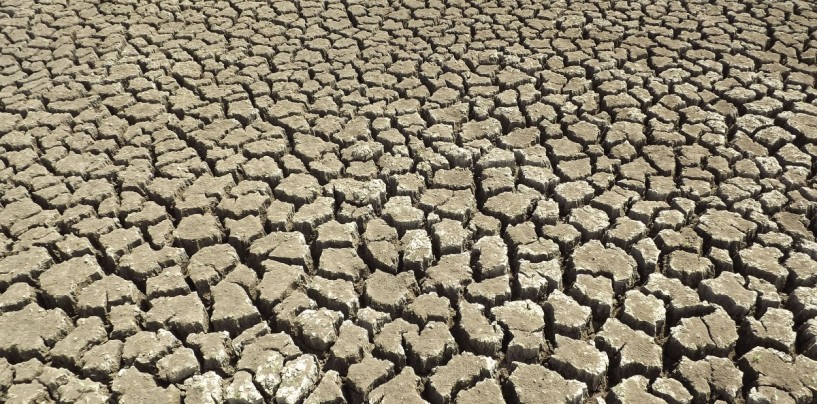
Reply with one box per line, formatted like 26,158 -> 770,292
1,0 -> 817,402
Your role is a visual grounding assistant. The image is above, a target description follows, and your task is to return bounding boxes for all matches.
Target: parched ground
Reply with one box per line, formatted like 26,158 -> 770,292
1,0 -> 817,402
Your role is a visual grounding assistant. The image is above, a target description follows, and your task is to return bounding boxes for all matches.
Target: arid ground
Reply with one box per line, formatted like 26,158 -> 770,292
1,0 -> 817,402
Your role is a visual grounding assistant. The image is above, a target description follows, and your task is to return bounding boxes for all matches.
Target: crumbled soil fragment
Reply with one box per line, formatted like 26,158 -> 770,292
508,363 -> 587,404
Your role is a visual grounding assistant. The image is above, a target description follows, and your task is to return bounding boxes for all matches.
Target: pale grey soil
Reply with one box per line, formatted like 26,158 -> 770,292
1,0 -> 817,402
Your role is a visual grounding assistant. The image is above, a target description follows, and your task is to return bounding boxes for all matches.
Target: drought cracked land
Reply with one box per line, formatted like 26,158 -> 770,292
1,0 -> 817,402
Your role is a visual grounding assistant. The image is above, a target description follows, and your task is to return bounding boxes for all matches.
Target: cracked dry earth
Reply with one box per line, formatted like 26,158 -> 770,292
2,0 -> 817,403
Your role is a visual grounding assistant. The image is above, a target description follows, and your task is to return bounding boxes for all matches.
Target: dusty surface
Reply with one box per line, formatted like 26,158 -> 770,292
1,0 -> 817,402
